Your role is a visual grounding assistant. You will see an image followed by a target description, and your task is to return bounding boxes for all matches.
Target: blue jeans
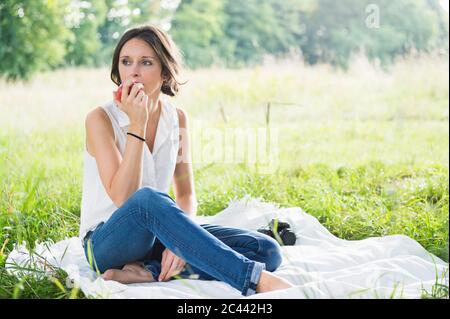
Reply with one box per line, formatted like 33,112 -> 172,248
82,187 -> 283,296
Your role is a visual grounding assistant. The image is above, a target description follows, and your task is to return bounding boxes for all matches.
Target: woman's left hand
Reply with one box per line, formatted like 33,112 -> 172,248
159,248 -> 186,281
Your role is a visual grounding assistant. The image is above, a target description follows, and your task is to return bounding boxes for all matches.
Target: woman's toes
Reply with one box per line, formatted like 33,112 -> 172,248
122,262 -> 143,272
101,269 -> 117,281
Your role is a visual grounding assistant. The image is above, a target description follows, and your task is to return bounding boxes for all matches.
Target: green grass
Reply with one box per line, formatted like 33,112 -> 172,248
0,56 -> 448,298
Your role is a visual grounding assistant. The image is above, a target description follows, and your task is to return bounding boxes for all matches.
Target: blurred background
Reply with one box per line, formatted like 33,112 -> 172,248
0,1 -> 449,298
0,0 -> 449,79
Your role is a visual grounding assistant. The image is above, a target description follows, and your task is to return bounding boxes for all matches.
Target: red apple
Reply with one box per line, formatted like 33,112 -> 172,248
115,84 -> 124,101
114,81 -> 143,101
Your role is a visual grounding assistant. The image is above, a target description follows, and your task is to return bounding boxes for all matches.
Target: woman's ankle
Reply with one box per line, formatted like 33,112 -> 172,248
256,271 -> 270,293
256,270 -> 293,293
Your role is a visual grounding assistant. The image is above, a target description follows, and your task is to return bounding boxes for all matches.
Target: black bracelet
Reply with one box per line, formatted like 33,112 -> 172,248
127,132 -> 146,142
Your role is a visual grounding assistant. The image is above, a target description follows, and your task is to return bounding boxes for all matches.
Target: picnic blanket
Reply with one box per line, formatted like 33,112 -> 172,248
6,196 -> 448,299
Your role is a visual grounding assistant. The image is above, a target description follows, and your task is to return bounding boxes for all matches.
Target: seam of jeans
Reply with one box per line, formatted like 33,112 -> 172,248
244,261 -> 265,296
250,261 -> 265,285
254,234 -> 263,255
242,262 -> 255,296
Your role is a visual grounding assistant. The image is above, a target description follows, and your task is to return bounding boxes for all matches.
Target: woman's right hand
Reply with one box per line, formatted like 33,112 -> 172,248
113,79 -> 149,129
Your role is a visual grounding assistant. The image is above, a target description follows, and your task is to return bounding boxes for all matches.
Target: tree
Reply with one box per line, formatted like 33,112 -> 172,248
299,0 -> 443,68
364,0 -> 439,65
265,0 -> 307,56
0,0 -> 71,81
170,0 -> 225,68
64,0 -> 108,67
221,0 -> 282,66
95,0 -> 170,66
425,0 -> 449,53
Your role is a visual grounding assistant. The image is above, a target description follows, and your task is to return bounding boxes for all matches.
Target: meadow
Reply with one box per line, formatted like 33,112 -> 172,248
0,55 -> 448,298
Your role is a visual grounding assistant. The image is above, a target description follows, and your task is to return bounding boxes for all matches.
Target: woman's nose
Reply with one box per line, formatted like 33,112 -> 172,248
130,64 -> 140,77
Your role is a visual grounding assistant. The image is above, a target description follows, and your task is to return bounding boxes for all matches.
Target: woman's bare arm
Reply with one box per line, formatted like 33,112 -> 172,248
173,108 -> 198,217
85,107 -> 146,207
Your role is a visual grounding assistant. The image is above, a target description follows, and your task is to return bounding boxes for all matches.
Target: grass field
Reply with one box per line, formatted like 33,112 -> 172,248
0,55 -> 448,298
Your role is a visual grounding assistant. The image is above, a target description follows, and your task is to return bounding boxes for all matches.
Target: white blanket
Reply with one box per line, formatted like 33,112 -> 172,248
6,196 -> 449,299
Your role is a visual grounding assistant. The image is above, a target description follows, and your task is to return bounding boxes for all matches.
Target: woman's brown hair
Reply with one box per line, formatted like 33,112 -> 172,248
110,25 -> 184,97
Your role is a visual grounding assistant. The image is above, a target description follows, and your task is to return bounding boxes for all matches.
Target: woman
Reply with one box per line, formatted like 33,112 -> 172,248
79,25 -> 293,296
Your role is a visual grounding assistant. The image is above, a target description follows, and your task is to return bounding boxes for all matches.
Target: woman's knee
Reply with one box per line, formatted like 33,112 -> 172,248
132,187 -> 162,202
126,187 -> 180,220
259,236 -> 283,272
128,187 -> 170,210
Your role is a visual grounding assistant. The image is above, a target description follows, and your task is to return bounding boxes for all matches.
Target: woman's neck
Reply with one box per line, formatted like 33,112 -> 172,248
148,93 -> 162,116
147,99 -> 162,126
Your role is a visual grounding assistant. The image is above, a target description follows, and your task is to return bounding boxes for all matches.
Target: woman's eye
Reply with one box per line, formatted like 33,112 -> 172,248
121,59 -> 152,66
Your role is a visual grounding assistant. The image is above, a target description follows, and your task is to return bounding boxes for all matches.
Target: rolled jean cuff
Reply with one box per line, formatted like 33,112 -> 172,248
243,261 -> 266,296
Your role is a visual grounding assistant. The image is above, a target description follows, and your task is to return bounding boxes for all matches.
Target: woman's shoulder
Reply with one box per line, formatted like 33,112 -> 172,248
175,106 -> 188,129
85,100 -> 116,121
162,97 -> 187,128
85,106 -> 109,126
85,106 -> 114,136
84,106 -> 116,156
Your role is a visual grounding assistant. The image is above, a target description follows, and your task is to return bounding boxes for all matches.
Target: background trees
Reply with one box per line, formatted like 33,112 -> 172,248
1,0 -> 448,81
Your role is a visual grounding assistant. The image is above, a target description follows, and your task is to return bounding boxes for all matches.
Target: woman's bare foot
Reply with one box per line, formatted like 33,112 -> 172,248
101,262 -> 155,284
256,270 -> 294,293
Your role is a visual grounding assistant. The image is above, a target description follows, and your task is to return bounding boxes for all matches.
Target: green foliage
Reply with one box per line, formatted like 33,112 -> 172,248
64,0 -> 108,67
1,0 -> 448,79
169,0 -> 448,69
221,0 -> 282,66
0,0 -> 71,81
265,0 -> 309,55
300,0 -> 445,68
171,0 -> 226,68
171,0 -> 260,68
95,0 -> 168,65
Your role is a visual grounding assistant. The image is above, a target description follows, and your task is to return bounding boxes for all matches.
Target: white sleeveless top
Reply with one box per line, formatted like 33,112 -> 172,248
79,97 -> 179,239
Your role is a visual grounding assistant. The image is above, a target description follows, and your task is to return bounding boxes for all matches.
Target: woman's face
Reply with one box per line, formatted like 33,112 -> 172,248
118,37 -> 165,99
